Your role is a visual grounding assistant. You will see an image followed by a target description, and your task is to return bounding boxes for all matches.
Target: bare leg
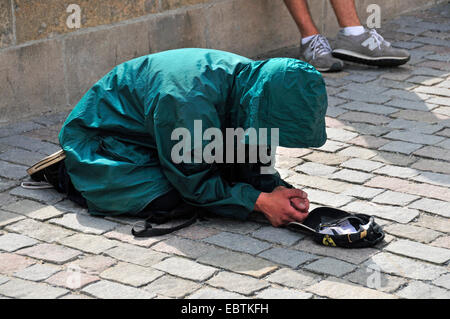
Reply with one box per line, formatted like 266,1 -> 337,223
329,0 -> 361,27
283,0 -> 320,38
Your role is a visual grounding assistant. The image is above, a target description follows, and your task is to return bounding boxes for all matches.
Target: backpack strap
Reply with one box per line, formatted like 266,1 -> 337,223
131,205 -> 202,237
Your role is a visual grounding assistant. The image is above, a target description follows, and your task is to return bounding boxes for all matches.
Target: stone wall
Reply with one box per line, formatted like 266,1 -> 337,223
0,0 -> 444,123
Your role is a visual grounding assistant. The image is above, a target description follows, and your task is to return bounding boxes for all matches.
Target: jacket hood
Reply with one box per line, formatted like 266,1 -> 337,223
231,58 -> 328,148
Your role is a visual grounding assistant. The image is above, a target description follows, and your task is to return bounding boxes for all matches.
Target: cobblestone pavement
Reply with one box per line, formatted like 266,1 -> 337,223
1,4 -> 450,299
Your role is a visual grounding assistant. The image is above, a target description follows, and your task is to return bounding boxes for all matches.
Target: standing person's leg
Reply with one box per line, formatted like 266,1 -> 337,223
330,0 -> 410,66
284,0 -> 344,72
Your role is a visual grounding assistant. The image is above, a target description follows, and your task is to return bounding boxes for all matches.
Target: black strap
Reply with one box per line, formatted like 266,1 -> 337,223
131,207 -> 200,237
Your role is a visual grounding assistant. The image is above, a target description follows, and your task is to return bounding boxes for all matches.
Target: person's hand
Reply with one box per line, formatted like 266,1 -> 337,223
254,186 -> 309,227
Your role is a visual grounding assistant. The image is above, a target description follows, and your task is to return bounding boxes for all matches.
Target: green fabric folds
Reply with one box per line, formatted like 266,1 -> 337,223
59,48 -> 327,219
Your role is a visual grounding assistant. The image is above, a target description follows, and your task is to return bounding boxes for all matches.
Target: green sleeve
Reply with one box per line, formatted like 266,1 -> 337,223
152,97 -> 261,220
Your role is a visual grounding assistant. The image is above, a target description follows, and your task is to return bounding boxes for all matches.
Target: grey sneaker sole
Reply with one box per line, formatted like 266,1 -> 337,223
332,49 -> 410,67
314,61 -> 344,72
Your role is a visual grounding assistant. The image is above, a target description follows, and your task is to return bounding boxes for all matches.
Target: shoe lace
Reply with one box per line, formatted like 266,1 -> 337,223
368,29 -> 391,49
309,34 -> 332,59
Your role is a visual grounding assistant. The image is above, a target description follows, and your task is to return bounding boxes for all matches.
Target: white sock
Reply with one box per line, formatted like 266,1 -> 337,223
342,26 -> 365,36
301,34 -> 317,45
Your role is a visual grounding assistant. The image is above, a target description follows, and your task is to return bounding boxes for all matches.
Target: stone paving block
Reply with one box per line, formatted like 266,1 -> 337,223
325,128 -> 359,142
326,106 -> 347,117
385,130 -> 445,146
206,271 -> 269,295
343,267 -> 406,293
406,75 -> 444,86
302,188 -> 353,208
379,141 -> 424,155
337,146 -> 378,160
341,185 -> 384,200
100,262 -> 164,287
286,173 -> 352,194
53,199 -> 89,215
0,179 -> 17,193
396,281 -> 450,299
50,213 -> 119,235
58,233 -> 118,254
265,268 -> 320,290
5,218 -> 74,243
365,176 -> 450,203
153,257 -> 217,281
188,287 -> 246,299
69,255 -> 117,275
0,135 -> 60,155
314,140 -> 348,153
0,252 -> 36,275
276,147 -> 312,158
251,226 -> 303,246
340,101 -> 397,115
336,90 -> 390,104
104,243 -> 167,267
414,146 -> 450,161
197,248 -> 278,278
83,280 -> 155,299
294,162 -> 337,177
151,237 -> 214,259
433,274 -> 450,290
0,210 -> 25,227
274,155 -> 303,170
435,136 -> 450,149
431,236 -> 450,249
392,109 -> 446,124
0,275 -> 9,285
14,263 -> 61,281
348,122 -> 392,137
411,171 -> 450,187
303,257 -> 356,277
303,151 -> 349,166
428,96 -> 450,106
0,278 -> 68,299
373,165 -> 419,179
200,217 -> 261,235
104,224 -> 167,247
330,169 -> 374,184
144,275 -> 201,298
385,239 -> 450,264
9,186 -> 65,205
388,119 -> 443,134
293,238 -> 379,265
46,270 -> 99,290
383,223 -> 442,243
0,233 -> 38,252
410,198 -> 450,218
338,111 -> 391,125
411,158 -> 450,175
0,148 -> 45,167
17,243 -> 82,265
203,232 -> 271,255
2,200 -> 64,220
255,287 -> 312,299
258,247 -> 318,268
306,279 -> 396,299
341,158 -> 384,172
386,98 -> 438,111
0,161 -> 29,179
372,190 -> 419,206
364,252 -> 447,280
342,201 -> 419,223
370,151 -> 418,167
413,215 -> 450,234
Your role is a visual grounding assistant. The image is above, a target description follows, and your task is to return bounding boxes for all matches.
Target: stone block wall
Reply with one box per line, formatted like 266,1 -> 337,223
0,0 -> 444,122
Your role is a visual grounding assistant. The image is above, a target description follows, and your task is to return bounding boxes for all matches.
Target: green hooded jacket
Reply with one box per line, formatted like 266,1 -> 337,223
59,48 -> 327,219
